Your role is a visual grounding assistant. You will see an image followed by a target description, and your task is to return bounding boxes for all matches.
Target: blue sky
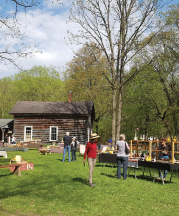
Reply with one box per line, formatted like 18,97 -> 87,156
0,0 -> 178,78
0,0 -> 78,78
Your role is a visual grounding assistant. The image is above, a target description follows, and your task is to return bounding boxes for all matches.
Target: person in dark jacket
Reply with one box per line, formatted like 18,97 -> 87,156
71,137 -> 77,161
62,132 -> 72,162
157,139 -> 169,180
4,134 -> 8,144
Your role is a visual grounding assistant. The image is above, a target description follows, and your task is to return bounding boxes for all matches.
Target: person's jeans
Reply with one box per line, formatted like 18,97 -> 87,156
62,146 -> 71,162
159,170 -> 168,179
72,150 -> 76,161
87,157 -> 96,184
117,156 -> 128,180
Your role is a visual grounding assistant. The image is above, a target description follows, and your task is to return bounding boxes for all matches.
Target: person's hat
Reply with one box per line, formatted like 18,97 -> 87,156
73,137 -> 76,140
89,133 -> 100,139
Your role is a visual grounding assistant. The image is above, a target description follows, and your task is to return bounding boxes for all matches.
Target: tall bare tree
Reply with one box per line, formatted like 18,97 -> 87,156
0,0 -> 40,69
67,0 -> 168,144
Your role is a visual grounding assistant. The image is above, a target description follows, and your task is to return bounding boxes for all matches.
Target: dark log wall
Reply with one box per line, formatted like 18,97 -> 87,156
13,115 -> 91,145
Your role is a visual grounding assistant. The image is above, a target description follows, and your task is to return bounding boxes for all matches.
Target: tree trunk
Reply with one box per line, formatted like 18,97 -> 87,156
116,1 -> 125,141
112,87 -> 117,146
145,114 -> 150,139
173,114 -> 179,138
116,89 -> 123,141
2,108 -> 4,119
95,123 -> 99,135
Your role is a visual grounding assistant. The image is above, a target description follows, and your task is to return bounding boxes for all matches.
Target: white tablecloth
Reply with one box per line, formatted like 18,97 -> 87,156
79,144 -> 86,154
0,151 -> 7,158
128,160 -> 138,168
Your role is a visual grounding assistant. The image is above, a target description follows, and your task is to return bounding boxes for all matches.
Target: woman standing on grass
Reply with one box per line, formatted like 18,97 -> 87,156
115,134 -> 130,180
83,133 -> 101,187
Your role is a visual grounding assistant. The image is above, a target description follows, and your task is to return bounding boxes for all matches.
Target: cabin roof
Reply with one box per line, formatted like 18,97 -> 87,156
0,119 -> 14,129
9,101 -> 95,117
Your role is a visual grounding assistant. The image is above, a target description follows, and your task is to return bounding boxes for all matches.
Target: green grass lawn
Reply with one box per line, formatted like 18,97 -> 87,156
0,150 -> 179,216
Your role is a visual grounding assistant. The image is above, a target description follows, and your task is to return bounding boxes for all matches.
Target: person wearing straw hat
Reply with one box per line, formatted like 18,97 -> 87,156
83,133 -> 101,187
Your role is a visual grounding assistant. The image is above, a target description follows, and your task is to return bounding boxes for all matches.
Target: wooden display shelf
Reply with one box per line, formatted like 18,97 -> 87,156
129,140 -> 179,164
10,159 -> 27,164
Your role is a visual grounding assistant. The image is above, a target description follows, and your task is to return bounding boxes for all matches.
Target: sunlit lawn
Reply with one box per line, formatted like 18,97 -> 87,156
0,150 -> 179,216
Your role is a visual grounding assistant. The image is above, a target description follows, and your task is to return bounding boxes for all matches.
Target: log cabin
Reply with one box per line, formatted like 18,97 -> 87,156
9,93 -> 95,144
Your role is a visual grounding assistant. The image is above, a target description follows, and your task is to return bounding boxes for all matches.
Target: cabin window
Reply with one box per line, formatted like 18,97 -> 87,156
50,126 -> 58,141
24,126 -> 33,141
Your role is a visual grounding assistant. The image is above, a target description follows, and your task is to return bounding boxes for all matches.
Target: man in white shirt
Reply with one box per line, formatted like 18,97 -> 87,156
12,135 -> 16,144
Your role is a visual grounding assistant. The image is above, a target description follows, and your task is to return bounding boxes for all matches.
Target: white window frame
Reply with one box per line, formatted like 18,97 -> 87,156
49,126 -> 58,141
24,126 -> 33,141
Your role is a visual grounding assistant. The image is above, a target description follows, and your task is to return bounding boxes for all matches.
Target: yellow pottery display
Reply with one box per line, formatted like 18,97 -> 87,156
16,155 -> 21,162
146,156 -> 151,161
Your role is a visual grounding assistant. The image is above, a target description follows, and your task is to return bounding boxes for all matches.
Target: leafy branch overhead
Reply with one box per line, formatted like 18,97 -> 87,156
0,0 -> 41,69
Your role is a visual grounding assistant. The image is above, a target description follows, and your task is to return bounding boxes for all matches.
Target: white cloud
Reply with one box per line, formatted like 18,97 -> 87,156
0,0 -> 81,79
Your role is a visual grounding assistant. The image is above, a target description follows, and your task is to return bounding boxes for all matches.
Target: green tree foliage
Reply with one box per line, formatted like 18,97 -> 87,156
122,66 -> 167,140
0,77 -> 13,118
64,43 -> 112,142
0,66 -> 65,118
12,66 -> 65,102
123,4 -> 179,140
144,6 -> 179,138
160,4 -> 179,29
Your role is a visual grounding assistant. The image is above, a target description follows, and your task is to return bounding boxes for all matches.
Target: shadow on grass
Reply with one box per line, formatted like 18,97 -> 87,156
0,176 -> 68,200
72,177 -> 88,185
95,164 -> 117,168
0,173 -> 13,177
101,173 -> 116,178
130,174 -> 174,184
95,164 -> 105,167
0,159 -> 10,164
56,159 -> 71,162
78,155 -> 84,157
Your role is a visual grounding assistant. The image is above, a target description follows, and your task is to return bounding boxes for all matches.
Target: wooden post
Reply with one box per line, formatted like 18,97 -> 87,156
149,141 -> 152,158
172,141 -> 174,164
13,166 -> 21,177
137,140 -> 138,156
130,140 -> 132,158
1,129 -> 5,141
156,141 -> 158,159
